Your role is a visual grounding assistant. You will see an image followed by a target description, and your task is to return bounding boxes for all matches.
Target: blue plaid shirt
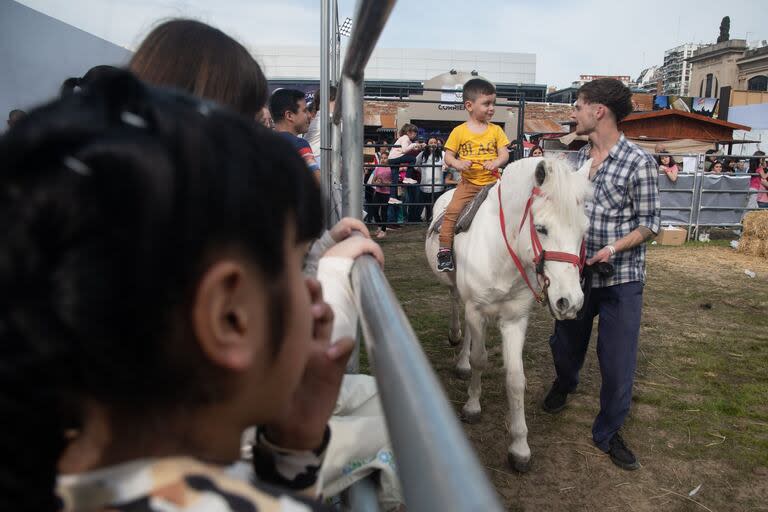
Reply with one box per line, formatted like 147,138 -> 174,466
578,134 -> 660,288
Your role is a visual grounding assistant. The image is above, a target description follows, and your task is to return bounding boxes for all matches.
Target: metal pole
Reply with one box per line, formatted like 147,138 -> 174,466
346,476 -> 380,512
332,0 -> 340,86
693,167 -> 706,241
320,0 -> 332,228
341,74 -> 363,219
333,0 -> 397,126
351,256 -> 504,512
517,96 -> 526,161
685,153 -> 703,241
331,121 -> 343,224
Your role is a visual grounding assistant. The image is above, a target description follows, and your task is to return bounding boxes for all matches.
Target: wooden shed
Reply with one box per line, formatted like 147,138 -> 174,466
618,110 -> 750,143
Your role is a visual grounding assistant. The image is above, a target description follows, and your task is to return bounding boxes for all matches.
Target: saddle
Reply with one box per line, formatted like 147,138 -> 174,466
430,183 -> 496,235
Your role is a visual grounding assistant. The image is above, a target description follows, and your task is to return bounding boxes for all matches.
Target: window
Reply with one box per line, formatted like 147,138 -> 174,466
704,73 -> 713,97
748,75 -> 768,92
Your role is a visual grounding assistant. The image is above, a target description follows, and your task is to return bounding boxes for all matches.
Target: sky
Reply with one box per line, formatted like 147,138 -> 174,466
16,0 -> 768,89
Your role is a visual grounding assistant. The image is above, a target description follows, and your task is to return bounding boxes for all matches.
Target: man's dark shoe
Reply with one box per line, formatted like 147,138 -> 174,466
437,248 -> 455,272
606,433 -> 640,470
542,385 -> 568,413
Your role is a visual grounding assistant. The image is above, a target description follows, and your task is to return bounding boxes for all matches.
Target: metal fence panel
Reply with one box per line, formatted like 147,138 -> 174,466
351,256 -> 504,512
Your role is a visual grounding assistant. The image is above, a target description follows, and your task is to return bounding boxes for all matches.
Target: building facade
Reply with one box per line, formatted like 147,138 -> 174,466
261,46 -> 546,102
662,43 -> 702,96
688,39 -> 752,98
634,65 -> 661,94
736,45 -> 768,92
546,75 -> 633,104
257,46 -> 537,84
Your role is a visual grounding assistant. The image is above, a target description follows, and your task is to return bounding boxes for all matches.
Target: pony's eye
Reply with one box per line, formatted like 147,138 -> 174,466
535,225 -> 548,236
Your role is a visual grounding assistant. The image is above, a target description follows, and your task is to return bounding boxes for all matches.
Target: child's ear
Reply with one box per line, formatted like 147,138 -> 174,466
192,260 -> 265,371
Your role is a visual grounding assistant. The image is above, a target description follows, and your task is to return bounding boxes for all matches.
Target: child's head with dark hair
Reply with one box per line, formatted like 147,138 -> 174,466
657,150 -> 674,166
0,70 -> 322,510
462,78 -> 497,124
462,78 -> 496,103
399,123 -> 418,138
576,78 -> 633,122
60,65 -> 120,97
129,19 -> 268,117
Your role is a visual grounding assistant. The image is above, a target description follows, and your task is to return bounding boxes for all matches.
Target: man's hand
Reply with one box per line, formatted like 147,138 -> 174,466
586,246 -> 614,266
264,279 -> 354,451
329,217 -> 370,243
482,160 -> 498,172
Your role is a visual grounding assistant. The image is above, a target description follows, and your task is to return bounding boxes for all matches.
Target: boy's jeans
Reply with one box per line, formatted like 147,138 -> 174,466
438,180 -> 484,247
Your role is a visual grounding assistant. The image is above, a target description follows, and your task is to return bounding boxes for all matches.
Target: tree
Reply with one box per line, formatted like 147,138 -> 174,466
717,16 -> 730,43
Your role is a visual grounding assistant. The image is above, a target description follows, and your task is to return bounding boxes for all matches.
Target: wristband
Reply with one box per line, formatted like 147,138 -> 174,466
606,245 -> 616,256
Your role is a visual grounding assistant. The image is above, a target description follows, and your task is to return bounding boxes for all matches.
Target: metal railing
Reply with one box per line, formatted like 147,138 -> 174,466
351,254 -> 503,512
322,1 -> 504,510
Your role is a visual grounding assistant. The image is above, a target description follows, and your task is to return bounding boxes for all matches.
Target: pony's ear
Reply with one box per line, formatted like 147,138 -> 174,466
576,158 -> 592,178
535,159 -> 548,186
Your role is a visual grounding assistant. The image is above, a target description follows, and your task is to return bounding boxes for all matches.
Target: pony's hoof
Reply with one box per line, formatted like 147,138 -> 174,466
461,409 -> 482,424
507,453 -> 531,473
448,331 -> 462,347
454,366 -> 471,380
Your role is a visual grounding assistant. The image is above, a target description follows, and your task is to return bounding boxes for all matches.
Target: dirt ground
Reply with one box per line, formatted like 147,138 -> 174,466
375,226 -> 768,512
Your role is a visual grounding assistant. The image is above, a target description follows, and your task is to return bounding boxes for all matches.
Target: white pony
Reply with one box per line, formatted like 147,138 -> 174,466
425,156 -> 592,472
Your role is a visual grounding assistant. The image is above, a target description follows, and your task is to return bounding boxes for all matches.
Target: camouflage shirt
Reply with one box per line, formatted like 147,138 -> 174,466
58,427 -> 331,511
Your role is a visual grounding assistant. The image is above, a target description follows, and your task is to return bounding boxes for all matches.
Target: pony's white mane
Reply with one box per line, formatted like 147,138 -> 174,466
502,157 -> 592,229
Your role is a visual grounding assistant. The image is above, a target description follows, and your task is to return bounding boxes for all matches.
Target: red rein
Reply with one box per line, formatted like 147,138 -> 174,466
498,184 -> 586,304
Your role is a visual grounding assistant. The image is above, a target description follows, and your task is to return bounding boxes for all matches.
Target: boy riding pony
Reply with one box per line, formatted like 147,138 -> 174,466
437,78 -> 510,272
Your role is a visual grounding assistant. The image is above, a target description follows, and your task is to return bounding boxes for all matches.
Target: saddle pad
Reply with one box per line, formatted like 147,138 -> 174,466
431,183 -> 496,235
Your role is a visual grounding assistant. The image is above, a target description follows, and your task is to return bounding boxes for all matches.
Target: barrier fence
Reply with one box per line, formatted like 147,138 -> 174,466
361,147 -> 767,240
321,1 -> 505,510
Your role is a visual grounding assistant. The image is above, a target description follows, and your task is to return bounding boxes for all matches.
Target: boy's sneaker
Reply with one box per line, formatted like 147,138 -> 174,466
605,433 -> 640,471
437,248 -> 455,272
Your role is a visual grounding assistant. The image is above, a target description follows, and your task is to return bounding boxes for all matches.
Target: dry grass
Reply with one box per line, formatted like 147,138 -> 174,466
375,226 -> 768,512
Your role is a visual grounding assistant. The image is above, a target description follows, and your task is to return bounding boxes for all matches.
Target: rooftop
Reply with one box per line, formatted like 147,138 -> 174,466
622,109 -> 750,131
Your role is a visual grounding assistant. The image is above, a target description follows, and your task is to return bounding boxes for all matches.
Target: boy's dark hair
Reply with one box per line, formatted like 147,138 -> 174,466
463,78 -> 496,103
129,19 -> 268,117
270,89 -> 307,122
0,69 -> 322,511
577,78 -> 633,122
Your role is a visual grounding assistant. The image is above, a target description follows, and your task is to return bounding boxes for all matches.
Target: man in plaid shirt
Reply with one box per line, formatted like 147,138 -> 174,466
542,79 -> 660,471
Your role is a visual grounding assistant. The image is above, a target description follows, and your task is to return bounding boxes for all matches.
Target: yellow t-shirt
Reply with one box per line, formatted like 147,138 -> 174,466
444,122 -> 510,185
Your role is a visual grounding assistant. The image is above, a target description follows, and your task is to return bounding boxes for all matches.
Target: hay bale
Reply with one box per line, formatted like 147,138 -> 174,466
761,239 -> 768,258
737,234 -> 762,257
742,211 -> 768,238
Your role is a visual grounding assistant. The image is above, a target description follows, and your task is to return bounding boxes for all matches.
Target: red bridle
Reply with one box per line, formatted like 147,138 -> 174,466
497,184 -> 586,304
